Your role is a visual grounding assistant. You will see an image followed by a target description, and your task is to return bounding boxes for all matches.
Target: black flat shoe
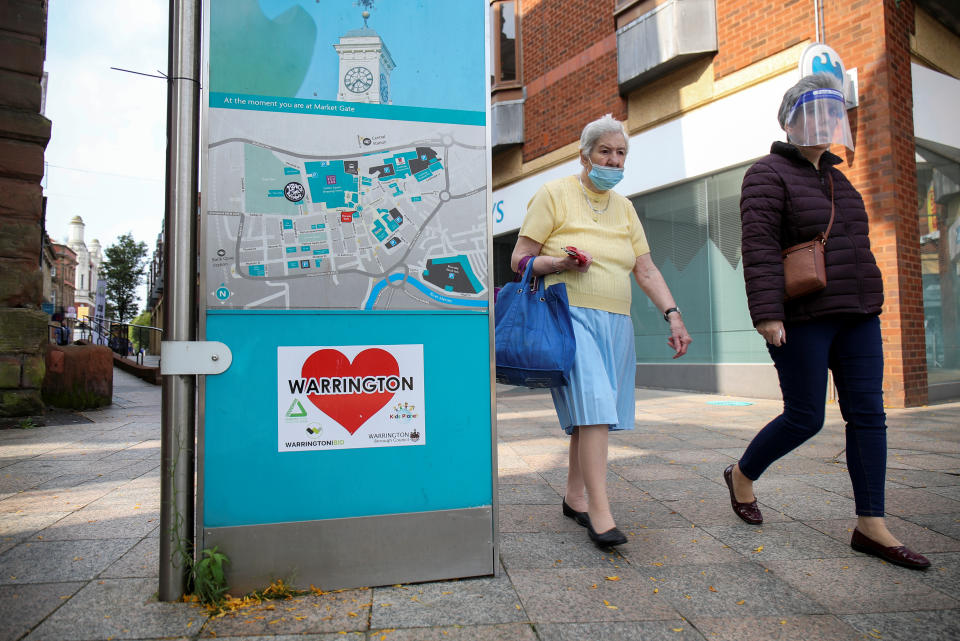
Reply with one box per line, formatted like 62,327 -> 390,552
562,497 -> 590,528
587,522 -> 628,547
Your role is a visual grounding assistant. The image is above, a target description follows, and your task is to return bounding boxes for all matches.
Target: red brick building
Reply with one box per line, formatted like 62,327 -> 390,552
50,241 -> 76,316
490,0 -> 960,407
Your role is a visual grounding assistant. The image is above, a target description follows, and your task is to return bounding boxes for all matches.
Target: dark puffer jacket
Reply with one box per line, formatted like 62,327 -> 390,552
740,142 -> 884,325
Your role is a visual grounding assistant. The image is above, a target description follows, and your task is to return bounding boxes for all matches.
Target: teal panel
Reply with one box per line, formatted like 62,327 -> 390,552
203,311 -> 493,528
209,0 -> 316,96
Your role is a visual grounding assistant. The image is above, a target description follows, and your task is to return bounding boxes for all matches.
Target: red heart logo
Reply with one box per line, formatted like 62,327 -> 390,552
301,348 -> 399,435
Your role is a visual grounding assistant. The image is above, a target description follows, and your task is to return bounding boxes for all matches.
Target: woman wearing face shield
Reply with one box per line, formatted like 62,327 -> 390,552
726,73 -> 930,569
510,114 -> 692,547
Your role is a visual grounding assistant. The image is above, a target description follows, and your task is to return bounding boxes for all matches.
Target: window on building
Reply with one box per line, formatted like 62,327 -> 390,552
629,164 -> 767,364
490,0 -> 519,88
916,142 -> 960,398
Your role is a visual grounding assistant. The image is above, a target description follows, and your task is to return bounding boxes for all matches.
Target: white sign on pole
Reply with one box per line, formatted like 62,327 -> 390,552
276,344 -> 426,452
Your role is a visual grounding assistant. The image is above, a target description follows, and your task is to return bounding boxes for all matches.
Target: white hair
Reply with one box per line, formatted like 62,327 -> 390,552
579,114 -> 629,155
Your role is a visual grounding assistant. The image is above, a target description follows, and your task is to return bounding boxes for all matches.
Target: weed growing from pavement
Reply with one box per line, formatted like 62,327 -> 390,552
191,546 -> 230,605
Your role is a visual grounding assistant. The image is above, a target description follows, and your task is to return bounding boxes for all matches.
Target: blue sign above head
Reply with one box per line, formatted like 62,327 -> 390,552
798,43 -> 855,108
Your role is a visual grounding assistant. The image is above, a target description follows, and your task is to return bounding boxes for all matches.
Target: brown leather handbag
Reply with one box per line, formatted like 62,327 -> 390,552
782,174 -> 835,301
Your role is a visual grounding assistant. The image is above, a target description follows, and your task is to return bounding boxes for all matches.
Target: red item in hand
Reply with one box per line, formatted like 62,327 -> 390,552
563,246 -> 587,265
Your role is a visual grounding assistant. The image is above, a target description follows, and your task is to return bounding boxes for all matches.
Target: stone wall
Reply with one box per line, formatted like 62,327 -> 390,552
0,0 -> 51,416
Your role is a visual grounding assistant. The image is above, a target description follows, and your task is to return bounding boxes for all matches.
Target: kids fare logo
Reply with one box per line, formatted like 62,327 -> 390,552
389,402 -> 418,423
283,346 -> 421,436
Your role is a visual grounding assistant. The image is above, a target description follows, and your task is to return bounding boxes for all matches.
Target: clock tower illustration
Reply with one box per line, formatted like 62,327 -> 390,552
334,1 -> 395,104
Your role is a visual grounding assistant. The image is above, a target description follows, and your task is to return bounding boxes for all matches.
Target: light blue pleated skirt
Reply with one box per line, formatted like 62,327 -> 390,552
551,305 -> 636,435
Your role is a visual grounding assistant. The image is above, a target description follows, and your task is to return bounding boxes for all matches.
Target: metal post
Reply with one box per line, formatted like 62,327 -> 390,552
159,0 -> 201,601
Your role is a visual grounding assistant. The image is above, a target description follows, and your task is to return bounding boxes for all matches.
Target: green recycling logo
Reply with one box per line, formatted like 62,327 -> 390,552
285,398 -> 308,418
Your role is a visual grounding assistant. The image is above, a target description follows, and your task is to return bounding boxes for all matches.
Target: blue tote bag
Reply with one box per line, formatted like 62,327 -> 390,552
494,257 -> 576,388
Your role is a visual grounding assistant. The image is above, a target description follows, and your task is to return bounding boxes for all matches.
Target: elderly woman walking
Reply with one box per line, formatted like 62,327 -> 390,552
511,114 -> 692,547
725,73 -> 929,569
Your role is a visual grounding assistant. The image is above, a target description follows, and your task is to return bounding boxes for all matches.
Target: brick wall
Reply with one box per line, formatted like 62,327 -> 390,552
827,0 -> 926,406
714,0 -> 811,79
519,0 -> 626,160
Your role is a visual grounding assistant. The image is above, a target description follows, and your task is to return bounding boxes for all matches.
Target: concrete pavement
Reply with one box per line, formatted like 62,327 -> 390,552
1,368 -> 958,640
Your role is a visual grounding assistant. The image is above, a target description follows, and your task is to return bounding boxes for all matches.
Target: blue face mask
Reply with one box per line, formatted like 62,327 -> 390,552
587,161 -> 624,191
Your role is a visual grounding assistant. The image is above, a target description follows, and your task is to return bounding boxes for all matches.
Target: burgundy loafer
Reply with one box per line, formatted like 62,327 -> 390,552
850,528 -> 931,570
723,464 -> 763,525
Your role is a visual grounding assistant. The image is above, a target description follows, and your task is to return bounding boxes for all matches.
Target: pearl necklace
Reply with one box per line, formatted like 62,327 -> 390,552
578,178 -> 610,220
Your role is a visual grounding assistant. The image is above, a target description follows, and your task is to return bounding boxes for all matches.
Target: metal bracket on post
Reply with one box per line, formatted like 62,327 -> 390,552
160,341 -> 232,375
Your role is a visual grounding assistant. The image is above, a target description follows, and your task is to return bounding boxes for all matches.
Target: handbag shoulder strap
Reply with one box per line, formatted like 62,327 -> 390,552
821,172 -> 836,243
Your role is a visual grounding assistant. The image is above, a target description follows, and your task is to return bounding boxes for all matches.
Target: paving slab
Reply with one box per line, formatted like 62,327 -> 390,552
884,487 -> 960,517
904,512 -> 960,539
0,582 -> 84,641
0,538 -> 138,584
498,503 -> 586,533
194,634 -> 361,641
805,516 -> 960,554
534,620 -> 706,640
370,624 -> 538,641
101,536 -> 160,579
917,552 -> 960,600
649,562 -> 826,619
509,567 -> 681,623
612,498 -> 694,531
691,614 -> 865,641
704,521 -> 855,561
890,453 -> 960,469
498,483 -> 559,505
839,609 -> 960,641
763,557 -> 959,613
23,577 -> 204,641
761,491 -> 859,521
35,509 -> 160,541
618,527 -> 742,567
610,461 -> 702,481
369,575 -> 525,628
636,478 -> 727,502
200,589 -> 371,638
663,497 -> 794,527
499,532 -> 625,570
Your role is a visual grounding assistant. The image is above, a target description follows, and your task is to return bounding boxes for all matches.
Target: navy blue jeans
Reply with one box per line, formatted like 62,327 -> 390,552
739,315 -> 887,516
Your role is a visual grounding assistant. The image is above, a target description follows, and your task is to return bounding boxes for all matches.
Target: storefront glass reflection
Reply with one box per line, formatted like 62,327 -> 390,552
916,142 -> 960,399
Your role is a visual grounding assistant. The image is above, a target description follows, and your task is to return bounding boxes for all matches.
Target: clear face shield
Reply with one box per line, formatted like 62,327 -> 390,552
785,88 -> 854,151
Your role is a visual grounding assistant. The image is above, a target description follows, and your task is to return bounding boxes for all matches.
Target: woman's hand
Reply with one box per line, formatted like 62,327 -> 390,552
559,248 -> 592,273
757,320 -> 785,346
667,317 -> 692,359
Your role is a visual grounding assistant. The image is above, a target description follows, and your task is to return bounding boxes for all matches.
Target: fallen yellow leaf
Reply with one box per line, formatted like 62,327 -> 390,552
753,545 -> 763,553
736,599 -> 746,605
605,576 -> 620,581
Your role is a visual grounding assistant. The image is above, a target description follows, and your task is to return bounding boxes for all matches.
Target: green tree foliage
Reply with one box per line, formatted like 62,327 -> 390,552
101,233 -> 148,323
129,309 -> 152,352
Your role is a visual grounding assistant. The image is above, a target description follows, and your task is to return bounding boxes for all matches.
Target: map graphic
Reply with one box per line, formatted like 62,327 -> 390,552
205,109 -> 488,311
